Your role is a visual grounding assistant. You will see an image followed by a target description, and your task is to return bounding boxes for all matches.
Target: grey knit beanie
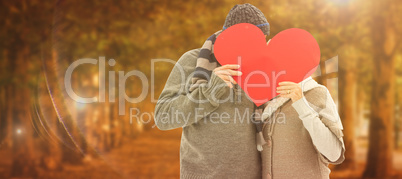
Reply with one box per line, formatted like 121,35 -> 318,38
223,3 -> 270,36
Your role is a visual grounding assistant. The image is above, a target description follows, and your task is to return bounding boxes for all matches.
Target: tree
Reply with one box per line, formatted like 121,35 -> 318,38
363,0 -> 399,177
338,45 -> 358,170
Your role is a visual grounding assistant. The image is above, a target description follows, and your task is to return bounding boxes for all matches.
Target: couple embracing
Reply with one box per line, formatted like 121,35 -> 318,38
154,3 -> 345,179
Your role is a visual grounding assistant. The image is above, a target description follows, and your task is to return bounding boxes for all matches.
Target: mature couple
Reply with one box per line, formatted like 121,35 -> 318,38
154,3 -> 345,179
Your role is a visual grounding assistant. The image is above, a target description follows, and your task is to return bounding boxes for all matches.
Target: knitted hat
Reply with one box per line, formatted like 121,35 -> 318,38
223,3 -> 270,36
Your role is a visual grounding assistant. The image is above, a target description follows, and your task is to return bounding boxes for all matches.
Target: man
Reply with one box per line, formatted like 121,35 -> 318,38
154,4 -> 270,178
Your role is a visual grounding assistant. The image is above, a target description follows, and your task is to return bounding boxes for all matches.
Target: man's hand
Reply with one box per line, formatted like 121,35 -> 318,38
213,64 -> 242,88
276,81 -> 303,102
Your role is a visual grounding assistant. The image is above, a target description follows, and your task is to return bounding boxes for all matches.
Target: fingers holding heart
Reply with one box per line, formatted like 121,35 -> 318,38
276,81 -> 303,102
214,69 -> 242,77
215,72 -> 237,86
213,64 -> 242,88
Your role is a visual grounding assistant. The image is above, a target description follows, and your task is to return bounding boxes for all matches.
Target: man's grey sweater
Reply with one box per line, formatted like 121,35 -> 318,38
154,49 -> 261,178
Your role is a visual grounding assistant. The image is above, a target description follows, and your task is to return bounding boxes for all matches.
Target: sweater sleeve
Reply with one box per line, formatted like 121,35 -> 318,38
291,92 -> 343,163
154,49 -> 230,130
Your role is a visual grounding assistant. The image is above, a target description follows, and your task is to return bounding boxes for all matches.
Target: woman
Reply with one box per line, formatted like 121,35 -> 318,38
259,77 -> 345,179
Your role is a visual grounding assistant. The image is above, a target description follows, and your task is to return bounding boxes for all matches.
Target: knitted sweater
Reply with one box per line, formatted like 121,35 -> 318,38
154,49 -> 262,178
261,79 -> 345,179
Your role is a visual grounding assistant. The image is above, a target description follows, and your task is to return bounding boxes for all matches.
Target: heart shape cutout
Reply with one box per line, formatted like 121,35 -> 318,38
214,23 -> 320,106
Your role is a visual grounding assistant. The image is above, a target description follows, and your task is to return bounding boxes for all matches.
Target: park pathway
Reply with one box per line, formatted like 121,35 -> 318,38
103,128 -> 182,179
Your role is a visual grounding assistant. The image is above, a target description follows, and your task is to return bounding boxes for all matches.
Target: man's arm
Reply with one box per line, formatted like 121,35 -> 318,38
154,50 -> 230,130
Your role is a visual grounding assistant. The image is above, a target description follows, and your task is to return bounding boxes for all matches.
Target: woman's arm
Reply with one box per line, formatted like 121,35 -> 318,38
277,81 -> 345,164
292,95 -> 343,162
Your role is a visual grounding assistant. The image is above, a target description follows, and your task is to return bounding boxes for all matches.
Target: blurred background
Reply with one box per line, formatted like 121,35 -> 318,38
0,0 -> 402,178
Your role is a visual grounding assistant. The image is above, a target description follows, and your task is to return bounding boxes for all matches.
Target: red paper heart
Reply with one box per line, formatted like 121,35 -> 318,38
214,23 -> 320,106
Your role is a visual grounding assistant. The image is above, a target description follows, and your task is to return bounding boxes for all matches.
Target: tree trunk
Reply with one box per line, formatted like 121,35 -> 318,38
396,94 -> 400,149
38,51 -> 64,171
363,0 -> 396,177
2,49 -> 14,149
356,86 -> 366,138
337,56 -> 357,170
5,85 -> 14,149
52,0 -> 86,164
334,45 -> 358,171
399,89 -> 402,149
11,46 -> 37,177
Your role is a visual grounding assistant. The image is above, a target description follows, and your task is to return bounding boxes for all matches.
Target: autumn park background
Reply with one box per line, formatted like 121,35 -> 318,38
1,0 -> 402,178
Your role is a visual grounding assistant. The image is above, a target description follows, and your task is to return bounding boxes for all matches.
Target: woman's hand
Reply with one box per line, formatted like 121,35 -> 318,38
213,64 -> 242,88
276,81 -> 303,102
